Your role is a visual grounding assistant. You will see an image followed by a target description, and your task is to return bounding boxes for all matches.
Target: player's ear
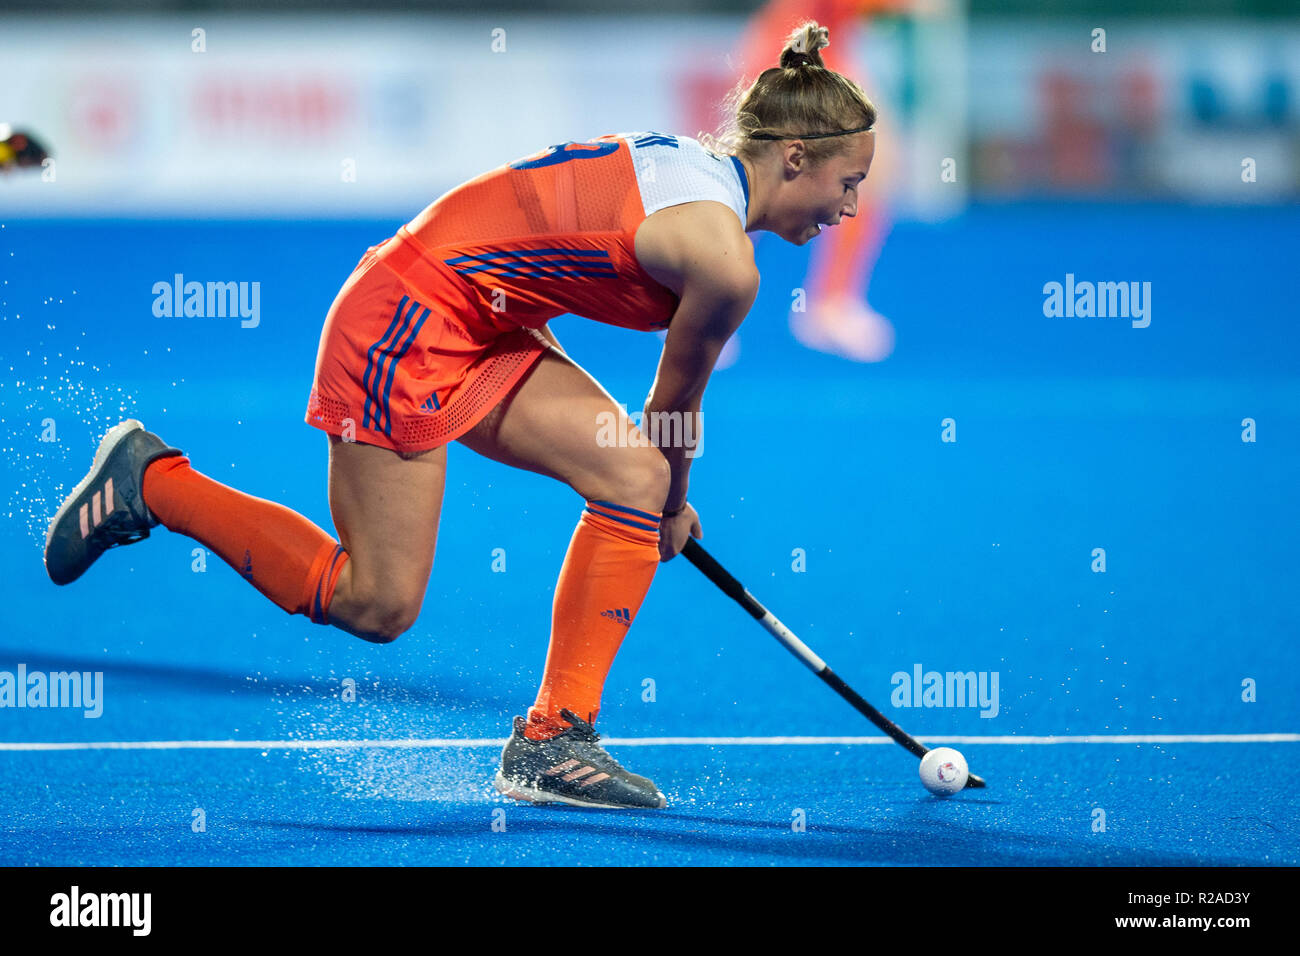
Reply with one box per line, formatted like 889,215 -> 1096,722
782,140 -> 808,177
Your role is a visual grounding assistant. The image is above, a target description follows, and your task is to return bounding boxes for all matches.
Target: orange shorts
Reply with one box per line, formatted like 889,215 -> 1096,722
305,232 -> 551,454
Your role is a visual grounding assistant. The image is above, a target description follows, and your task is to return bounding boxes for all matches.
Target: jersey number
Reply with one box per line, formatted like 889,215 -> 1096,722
507,140 -> 619,170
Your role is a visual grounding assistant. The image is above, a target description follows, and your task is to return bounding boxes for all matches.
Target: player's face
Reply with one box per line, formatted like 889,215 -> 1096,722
784,131 -> 875,245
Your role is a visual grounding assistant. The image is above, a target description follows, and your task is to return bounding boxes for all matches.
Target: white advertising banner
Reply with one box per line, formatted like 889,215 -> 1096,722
0,11 -> 968,218
0,15 -> 726,215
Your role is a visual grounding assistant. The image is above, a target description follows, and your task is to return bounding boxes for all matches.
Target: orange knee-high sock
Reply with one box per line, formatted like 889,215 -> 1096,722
141,455 -> 349,625
525,500 -> 662,740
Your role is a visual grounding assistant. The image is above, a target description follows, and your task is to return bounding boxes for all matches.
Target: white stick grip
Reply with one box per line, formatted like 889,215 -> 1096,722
757,609 -> 827,673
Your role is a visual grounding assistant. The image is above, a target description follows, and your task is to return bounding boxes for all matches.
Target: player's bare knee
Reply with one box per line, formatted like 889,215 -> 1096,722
345,579 -> 424,643
363,600 -> 421,643
613,448 -> 671,514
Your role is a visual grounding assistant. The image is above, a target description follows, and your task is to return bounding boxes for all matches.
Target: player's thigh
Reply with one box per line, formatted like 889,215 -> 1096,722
326,435 -> 446,628
457,348 -> 669,510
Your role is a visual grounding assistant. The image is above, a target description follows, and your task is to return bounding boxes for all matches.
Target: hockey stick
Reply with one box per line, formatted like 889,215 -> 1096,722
681,537 -> 986,789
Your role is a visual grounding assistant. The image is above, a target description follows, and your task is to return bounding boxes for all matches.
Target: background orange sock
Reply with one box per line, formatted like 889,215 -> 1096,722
142,455 -> 348,624
526,501 -> 661,739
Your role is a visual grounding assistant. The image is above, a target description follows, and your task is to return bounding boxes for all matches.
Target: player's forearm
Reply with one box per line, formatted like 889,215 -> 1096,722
658,442 -> 693,513
642,305 -> 736,513
642,394 -> 703,511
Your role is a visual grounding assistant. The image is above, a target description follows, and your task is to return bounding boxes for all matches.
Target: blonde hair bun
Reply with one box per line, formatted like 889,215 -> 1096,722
781,22 -> 830,68
698,19 -> 876,165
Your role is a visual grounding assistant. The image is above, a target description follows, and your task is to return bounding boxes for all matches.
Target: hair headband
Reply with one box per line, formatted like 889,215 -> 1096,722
748,124 -> 874,141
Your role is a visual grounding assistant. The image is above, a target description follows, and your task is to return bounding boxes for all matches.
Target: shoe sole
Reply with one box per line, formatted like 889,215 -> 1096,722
44,418 -> 145,560
492,771 -> 666,811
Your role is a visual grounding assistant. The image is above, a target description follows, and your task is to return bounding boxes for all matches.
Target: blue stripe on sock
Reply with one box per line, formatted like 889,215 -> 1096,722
312,545 -> 346,624
585,505 -> 659,533
590,499 -> 662,524
312,575 -> 324,623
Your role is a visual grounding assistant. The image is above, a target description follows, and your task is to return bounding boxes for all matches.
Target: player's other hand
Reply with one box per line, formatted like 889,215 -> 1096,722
658,503 -> 702,562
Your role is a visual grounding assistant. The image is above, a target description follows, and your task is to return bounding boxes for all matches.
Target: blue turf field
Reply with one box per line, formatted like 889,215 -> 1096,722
2,205 -> 1298,865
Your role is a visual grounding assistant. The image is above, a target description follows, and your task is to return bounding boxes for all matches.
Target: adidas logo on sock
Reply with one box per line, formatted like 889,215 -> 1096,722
240,549 -> 254,581
600,607 -> 632,627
